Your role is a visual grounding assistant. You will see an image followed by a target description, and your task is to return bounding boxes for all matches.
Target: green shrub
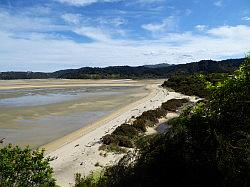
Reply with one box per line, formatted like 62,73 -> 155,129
162,73 -> 228,98
102,134 -> 119,145
136,110 -> 159,124
102,134 -> 134,148
112,124 -> 138,139
74,173 -> 102,187
132,119 -> 147,132
99,144 -> 127,153
0,144 -> 56,187
161,98 -> 189,112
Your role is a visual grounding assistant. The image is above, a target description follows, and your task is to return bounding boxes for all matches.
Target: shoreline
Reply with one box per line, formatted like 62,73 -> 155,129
0,79 -> 152,148
42,84 -> 154,153
46,82 -> 198,187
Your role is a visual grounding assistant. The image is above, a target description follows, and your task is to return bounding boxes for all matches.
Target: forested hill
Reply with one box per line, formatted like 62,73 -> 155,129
0,58 -> 245,80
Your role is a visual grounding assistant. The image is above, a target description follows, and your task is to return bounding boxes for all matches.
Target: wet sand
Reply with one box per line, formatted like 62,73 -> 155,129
0,79 -> 160,148
0,79 -> 138,90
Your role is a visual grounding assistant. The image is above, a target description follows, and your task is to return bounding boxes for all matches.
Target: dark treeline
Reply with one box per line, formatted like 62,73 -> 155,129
0,58 -> 244,80
0,71 -> 50,80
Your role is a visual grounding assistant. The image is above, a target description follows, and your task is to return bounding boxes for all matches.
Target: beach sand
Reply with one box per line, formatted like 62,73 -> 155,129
45,81 -> 198,187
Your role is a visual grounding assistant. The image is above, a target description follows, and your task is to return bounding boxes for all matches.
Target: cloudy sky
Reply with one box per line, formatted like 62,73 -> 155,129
0,0 -> 250,71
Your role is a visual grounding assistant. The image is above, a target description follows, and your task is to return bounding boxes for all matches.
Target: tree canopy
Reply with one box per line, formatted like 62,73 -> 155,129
0,144 -> 56,187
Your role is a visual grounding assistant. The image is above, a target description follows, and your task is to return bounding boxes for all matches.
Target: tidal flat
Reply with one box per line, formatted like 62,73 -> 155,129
0,79 -> 153,148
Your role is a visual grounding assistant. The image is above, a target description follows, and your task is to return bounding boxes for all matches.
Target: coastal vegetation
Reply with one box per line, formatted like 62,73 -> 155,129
0,144 -> 55,187
74,56 -> 249,186
100,98 -> 189,150
162,73 -> 228,98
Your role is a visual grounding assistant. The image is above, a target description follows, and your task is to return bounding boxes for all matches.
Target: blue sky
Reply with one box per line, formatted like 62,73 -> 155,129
0,0 -> 250,71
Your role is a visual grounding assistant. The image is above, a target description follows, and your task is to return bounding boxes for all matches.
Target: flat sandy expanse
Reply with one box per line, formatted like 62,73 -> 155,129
0,79 -> 161,148
46,81 -> 198,187
0,79 -> 139,90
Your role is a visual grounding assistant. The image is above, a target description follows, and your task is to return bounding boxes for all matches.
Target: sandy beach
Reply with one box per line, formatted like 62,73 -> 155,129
45,82 -> 198,187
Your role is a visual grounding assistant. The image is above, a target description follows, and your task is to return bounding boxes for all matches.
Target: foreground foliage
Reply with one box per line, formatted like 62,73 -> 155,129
76,56 -> 250,187
0,144 -> 56,187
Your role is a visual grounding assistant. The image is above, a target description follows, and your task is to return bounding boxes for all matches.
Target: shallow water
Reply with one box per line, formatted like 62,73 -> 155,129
0,87 -> 126,106
0,85 -> 145,148
0,111 -> 108,148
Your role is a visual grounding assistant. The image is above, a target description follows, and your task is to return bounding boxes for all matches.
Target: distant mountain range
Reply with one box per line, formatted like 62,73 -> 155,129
0,58 -> 245,80
142,63 -> 172,68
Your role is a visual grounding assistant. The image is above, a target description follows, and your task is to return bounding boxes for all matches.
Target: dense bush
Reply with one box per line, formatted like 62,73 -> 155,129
102,134 -> 119,145
136,110 -> 160,124
77,56 -> 250,187
102,135 -> 134,148
161,98 -> 189,112
162,73 -> 228,98
0,144 -> 56,187
132,119 -> 147,132
112,124 -> 138,139
102,124 -> 136,148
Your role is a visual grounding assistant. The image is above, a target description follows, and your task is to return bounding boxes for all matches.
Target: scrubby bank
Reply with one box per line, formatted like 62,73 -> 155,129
75,56 -> 250,187
100,98 -> 189,150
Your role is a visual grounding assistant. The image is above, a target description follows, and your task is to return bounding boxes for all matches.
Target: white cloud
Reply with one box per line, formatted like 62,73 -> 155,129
242,16 -> 250,21
214,0 -> 223,7
55,0 -> 122,6
142,16 -> 177,34
0,11 -> 69,33
60,14 -> 127,41
0,9 -> 126,43
135,0 -> 164,4
62,13 -> 81,24
56,0 -> 165,7
0,9 -> 249,71
195,25 -> 207,31
74,26 -> 112,42
1,24 -> 249,71
207,25 -> 250,39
